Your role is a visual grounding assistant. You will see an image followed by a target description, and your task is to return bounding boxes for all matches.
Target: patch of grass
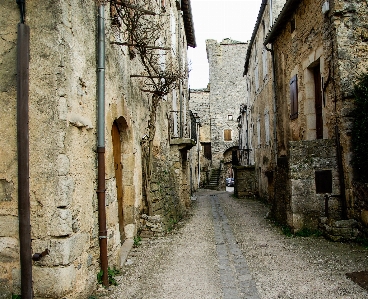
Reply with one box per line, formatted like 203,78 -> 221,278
97,267 -> 121,286
167,217 -> 178,232
294,228 -> 322,237
133,235 -> 142,247
355,237 -> 368,248
281,225 -> 294,237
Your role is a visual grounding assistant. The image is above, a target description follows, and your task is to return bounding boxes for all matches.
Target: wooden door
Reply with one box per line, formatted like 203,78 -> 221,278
112,122 -> 125,243
314,67 -> 323,139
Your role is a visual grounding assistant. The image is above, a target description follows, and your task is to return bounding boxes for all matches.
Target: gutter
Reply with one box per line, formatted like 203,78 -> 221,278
16,0 -> 33,297
181,0 -> 196,48
97,4 -> 108,287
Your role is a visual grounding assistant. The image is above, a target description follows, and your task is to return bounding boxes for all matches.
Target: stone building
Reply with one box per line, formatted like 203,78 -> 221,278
241,0 -> 368,235
189,39 -> 248,189
241,0 -> 287,201
188,88 -> 211,186
0,0 -> 195,298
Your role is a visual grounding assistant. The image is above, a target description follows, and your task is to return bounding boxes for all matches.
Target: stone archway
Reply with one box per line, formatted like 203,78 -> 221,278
223,146 -> 239,179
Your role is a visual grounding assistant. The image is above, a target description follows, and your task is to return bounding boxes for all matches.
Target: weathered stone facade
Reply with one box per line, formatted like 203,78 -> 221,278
188,88 -> 211,186
242,0 -> 286,201
206,39 -> 248,173
233,166 -> 257,198
0,0 -> 195,297
241,0 -> 368,233
189,39 -> 248,189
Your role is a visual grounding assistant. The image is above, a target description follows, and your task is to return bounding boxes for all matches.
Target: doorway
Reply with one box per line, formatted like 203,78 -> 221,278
112,121 -> 125,243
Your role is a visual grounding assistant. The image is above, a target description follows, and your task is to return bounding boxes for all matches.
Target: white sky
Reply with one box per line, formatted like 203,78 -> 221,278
187,0 -> 263,89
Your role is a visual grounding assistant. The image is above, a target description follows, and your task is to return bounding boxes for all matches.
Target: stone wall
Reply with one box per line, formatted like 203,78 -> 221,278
233,166 -> 257,198
269,0 -> 343,231
189,89 -> 211,186
0,0 -> 194,297
289,139 -> 340,231
268,0 -> 368,232
331,0 -> 368,223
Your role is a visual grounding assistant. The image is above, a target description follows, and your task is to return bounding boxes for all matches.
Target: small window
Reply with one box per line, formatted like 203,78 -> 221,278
262,50 -> 268,78
290,75 -> 298,120
228,115 -> 233,121
224,129 -> 232,141
264,111 -> 270,145
257,117 -> 261,146
290,18 -> 296,33
255,65 -> 259,90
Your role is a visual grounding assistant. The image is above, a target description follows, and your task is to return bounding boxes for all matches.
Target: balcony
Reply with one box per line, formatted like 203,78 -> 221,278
168,110 -> 198,150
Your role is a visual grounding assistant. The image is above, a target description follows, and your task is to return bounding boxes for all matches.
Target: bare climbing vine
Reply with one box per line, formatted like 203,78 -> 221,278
110,0 -> 187,214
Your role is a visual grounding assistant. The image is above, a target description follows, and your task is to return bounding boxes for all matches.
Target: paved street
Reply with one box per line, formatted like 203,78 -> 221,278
99,190 -> 368,299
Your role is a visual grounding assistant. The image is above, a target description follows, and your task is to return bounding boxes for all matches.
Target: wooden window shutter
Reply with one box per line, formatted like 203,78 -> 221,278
224,129 -> 232,141
290,75 -> 298,120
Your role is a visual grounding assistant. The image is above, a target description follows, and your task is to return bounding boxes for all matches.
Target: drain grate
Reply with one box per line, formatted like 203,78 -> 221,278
346,271 -> 368,291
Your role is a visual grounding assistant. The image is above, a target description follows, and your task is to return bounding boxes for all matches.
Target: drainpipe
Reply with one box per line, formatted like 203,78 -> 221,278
16,0 -> 33,297
177,4 -> 183,138
265,43 -> 278,165
97,4 -> 108,287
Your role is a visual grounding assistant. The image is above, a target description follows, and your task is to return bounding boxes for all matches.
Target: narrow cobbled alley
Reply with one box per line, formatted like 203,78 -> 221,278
98,190 -> 368,299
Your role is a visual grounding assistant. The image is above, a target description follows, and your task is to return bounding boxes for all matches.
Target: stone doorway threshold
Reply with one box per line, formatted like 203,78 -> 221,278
346,271 -> 368,291
119,238 -> 134,267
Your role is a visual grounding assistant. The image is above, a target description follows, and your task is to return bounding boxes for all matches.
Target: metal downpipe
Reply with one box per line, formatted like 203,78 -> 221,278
16,0 -> 33,295
97,4 -> 108,287
17,22 -> 32,299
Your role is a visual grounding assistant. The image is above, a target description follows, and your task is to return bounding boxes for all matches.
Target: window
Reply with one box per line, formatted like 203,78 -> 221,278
264,111 -> 270,145
262,50 -> 268,78
255,65 -> 259,91
171,11 -> 176,55
228,115 -> 233,121
224,129 -> 232,141
158,37 -> 166,71
202,143 -> 212,160
290,75 -> 298,120
257,117 -> 261,146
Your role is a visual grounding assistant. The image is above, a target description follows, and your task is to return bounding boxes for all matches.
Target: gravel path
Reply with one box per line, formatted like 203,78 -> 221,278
98,190 -> 368,299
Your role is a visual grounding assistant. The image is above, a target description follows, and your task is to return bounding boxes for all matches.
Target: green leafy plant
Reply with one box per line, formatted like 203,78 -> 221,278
355,237 -> 368,249
352,73 -> 368,182
97,267 -> 121,286
294,228 -> 322,237
281,225 -> 293,237
167,217 -> 178,232
133,235 -> 142,247
12,295 -> 21,299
